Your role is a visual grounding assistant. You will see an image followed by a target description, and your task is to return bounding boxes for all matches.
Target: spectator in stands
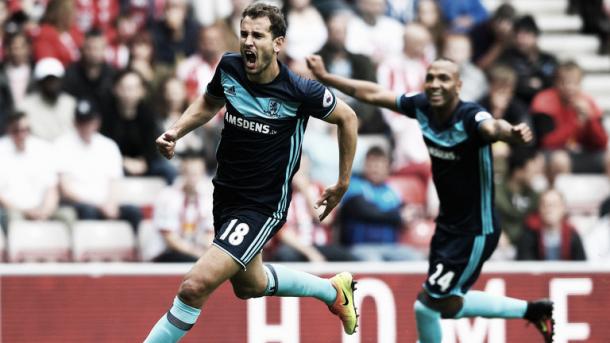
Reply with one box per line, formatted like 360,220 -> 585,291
176,24 -> 225,102
438,0 -> 488,33
316,11 -> 388,135
73,0 -> 119,39
63,29 -> 116,118
106,13 -> 139,69
55,99 -> 142,232
531,61 -> 608,174
151,156 -> 214,262
376,23 -> 431,180
150,0 -> 200,66
517,189 -> 586,261
345,0 -> 404,64
0,31 -> 33,134
478,64 -> 530,127
272,155 -> 356,262
499,15 -> 558,105
0,112 -> 61,229
101,69 -> 177,184
442,33 -> 488,102
496,149 -> 540,246
156,76 -> 205,158
339,146 -> 422,261
128,31 -> 172,102
19,57 -> 76,142
415,0 -> 446,59
470,3 -> 516,70
284,0 -> 327,61
191,0 -> 232,27
385,0 -> 417,24
0,0 -> 8,59
31,0 -> 83,66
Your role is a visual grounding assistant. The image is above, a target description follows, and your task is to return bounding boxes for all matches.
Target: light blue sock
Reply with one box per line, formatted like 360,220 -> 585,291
414,300 -> 442,343
454,290 -> 527,319
144,296 -> 201,343
264,264 -> 337,305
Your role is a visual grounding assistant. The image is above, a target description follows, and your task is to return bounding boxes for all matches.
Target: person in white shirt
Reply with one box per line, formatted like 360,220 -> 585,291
0,112 -> 60,229
345,0 -> 404,64
18,57 -> 76,142
150,156 -> 215,262
176,24 -> 225,102
54,99 -> 142,231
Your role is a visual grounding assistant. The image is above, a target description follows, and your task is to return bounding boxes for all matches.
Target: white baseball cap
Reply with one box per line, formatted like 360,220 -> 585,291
34,57 -> 65,80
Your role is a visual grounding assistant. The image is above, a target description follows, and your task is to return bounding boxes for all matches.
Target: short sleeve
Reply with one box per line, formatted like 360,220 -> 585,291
300,79 -> 337,119
204,54 -> 228,100
464,108 -> 493,140
396,93 -> 426,118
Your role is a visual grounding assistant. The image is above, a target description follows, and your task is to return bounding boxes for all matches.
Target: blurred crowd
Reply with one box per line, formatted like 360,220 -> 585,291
1,0 -> 610,263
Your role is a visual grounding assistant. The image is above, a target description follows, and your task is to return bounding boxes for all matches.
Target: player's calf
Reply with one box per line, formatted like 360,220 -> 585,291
231,282 -> 267,299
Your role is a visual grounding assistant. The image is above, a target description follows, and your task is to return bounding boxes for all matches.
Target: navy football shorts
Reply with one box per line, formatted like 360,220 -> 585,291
423,228 -> 500,298
212,209 -> 284,269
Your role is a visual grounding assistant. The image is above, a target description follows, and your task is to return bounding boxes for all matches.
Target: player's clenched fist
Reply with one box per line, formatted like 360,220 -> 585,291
156,130 -> 177,159
511,123 -> 533,145
305,55 -> 328,80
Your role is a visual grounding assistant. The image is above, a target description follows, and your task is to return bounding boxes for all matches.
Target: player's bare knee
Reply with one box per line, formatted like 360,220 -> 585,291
178,277 -> 212,304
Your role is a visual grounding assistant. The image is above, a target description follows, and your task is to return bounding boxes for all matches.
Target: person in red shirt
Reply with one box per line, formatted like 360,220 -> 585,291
31,0 -> 83,66
531,60 -> 608,174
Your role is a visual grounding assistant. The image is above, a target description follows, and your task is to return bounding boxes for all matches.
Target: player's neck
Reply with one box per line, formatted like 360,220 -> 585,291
431,98 -> 460,125
247,59 -> 281,84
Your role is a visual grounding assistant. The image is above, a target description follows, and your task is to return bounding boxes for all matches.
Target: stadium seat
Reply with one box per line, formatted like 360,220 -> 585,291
555,174 -> 609,214
116,177 -> 166,207
8,220 -> 71,262
72,220 -> 136,262
137,220 -> 164,262
401,218 -> 435,253
387,175 -> 427,205
570,214 -> 598,237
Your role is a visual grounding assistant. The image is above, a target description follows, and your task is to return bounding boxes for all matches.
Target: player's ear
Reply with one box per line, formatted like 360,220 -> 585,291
273,36 -> 285,53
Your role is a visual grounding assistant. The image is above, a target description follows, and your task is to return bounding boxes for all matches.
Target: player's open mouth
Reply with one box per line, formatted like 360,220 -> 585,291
244,51 -> 257,69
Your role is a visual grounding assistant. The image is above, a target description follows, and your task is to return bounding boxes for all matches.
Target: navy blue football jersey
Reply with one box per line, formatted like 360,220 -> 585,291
206,53 -> 337,220
396,93 -> 498,235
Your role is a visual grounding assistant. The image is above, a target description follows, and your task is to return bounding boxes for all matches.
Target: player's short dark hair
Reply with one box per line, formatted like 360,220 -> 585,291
508,147 -> 536,176
366,146 -> 388,159
241,2 -> 287,38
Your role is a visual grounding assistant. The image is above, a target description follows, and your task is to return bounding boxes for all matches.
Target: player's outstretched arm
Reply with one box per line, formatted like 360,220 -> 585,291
156,93 -> 225,159
306,55 -> 400,112
316,99 -> 358,221
479,119 -> 533,145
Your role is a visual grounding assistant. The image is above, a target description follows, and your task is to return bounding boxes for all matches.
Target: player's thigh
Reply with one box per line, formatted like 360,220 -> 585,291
213,210 -> 284,269
423,229 -> 499,298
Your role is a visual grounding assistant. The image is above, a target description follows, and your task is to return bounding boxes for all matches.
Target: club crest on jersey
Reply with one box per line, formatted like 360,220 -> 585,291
265,99 -> 282,117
